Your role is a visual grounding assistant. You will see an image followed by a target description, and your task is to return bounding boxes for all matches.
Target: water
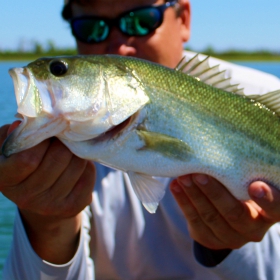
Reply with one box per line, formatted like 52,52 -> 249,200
0,60 -> 279,277
235,61 -> 280,79
0,61 -> 28,126
0,61 -> 27,278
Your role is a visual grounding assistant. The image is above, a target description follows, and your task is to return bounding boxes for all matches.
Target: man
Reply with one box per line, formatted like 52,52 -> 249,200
2,0 -> 280,279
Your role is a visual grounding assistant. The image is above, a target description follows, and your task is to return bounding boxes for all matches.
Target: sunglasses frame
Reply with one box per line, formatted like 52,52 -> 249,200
69,0 -> 179,43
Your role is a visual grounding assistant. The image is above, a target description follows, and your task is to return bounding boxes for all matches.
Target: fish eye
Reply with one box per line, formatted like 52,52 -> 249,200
49,60 -> 68,76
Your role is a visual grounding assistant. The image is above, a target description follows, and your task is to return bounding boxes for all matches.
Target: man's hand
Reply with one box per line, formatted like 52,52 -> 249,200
170,174 -> 279,250
0,123 -> 95,263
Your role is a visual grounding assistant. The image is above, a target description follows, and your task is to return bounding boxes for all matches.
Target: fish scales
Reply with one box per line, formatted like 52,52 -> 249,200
2,54 -> 280,212
120,56 -> 280,152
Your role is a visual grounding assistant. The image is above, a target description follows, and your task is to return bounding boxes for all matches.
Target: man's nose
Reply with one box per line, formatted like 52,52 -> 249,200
105,28 -> 137,56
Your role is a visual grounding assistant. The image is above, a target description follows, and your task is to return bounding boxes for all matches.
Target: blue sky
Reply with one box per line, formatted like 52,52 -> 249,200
1,0 -> 280,52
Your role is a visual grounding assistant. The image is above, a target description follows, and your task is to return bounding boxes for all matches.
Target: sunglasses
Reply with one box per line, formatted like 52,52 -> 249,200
69,0 -> 179,44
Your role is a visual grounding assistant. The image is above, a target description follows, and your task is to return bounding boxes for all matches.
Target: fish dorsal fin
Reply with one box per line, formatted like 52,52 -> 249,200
249,90 -> 280,117
175,54 -> 243,94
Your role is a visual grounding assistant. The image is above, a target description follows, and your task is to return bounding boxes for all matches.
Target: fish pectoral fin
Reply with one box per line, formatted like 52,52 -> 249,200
127,171 -> 167,213
136,130 -> 193,161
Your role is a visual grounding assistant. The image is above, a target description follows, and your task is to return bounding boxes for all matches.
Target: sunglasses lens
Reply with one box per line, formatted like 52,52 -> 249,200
72,18 -> 109,43
120,7 -> 162,36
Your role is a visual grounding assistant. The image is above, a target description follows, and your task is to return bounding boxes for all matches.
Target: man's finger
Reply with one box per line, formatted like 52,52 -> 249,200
0,125 -> 10,147
0,139 -> 50,188
249,181 -> 280,221
7,120 -> 22,135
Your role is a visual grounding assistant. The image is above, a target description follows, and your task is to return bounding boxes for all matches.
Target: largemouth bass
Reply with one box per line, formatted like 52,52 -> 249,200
2,54 -> 280,213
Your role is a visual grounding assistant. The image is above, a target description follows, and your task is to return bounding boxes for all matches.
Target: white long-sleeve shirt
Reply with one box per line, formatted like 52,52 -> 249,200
4,52 -> 280,280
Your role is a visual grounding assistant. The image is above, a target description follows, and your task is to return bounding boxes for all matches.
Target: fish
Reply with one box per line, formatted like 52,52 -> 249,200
2,54 -> 280,213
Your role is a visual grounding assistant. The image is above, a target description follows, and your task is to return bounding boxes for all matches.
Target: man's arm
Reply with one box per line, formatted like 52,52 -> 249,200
0,123 -> 95,264
3,206 -> 94,280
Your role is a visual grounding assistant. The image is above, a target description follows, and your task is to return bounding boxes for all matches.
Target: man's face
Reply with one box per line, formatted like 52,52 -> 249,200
71,0 -> 190,68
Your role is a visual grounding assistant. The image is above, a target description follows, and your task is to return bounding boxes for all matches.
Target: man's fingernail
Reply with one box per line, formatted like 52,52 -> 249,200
178,175 -> 193,187
171,184 -> 182,193
251,187 -> 266,198
194,174 -> 208,185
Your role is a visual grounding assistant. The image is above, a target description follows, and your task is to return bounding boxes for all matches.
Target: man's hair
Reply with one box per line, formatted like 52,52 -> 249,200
61,0 -> 171,20
62,0 -> 73,20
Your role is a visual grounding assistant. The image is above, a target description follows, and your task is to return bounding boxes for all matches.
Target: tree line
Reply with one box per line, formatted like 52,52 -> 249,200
0,40 -> 279,61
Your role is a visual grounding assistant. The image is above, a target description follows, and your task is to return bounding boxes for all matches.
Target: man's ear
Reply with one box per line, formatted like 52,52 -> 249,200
178,0 -> 191,42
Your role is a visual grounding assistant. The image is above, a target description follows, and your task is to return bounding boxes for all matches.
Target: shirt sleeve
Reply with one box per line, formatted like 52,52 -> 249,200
2,206 -> 94,280
194,223 -> 280,280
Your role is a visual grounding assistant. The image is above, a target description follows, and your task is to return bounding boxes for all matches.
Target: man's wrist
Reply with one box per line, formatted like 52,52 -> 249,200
19,209 -> 82,264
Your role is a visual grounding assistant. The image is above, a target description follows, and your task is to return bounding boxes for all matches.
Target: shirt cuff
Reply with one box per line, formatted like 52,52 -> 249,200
3,207 -> 94,280
193,241 -> 232,267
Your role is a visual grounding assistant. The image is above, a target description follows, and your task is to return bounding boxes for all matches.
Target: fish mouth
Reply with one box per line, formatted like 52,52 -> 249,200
9,67 -> 41,118
9,67 -> 29,107
1,114 -> 68,157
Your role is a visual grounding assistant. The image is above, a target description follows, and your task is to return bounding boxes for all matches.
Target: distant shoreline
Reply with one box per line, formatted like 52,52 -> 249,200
1,49 -> 280,62
0,50 -> 77,62
212,55 -> 280,62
